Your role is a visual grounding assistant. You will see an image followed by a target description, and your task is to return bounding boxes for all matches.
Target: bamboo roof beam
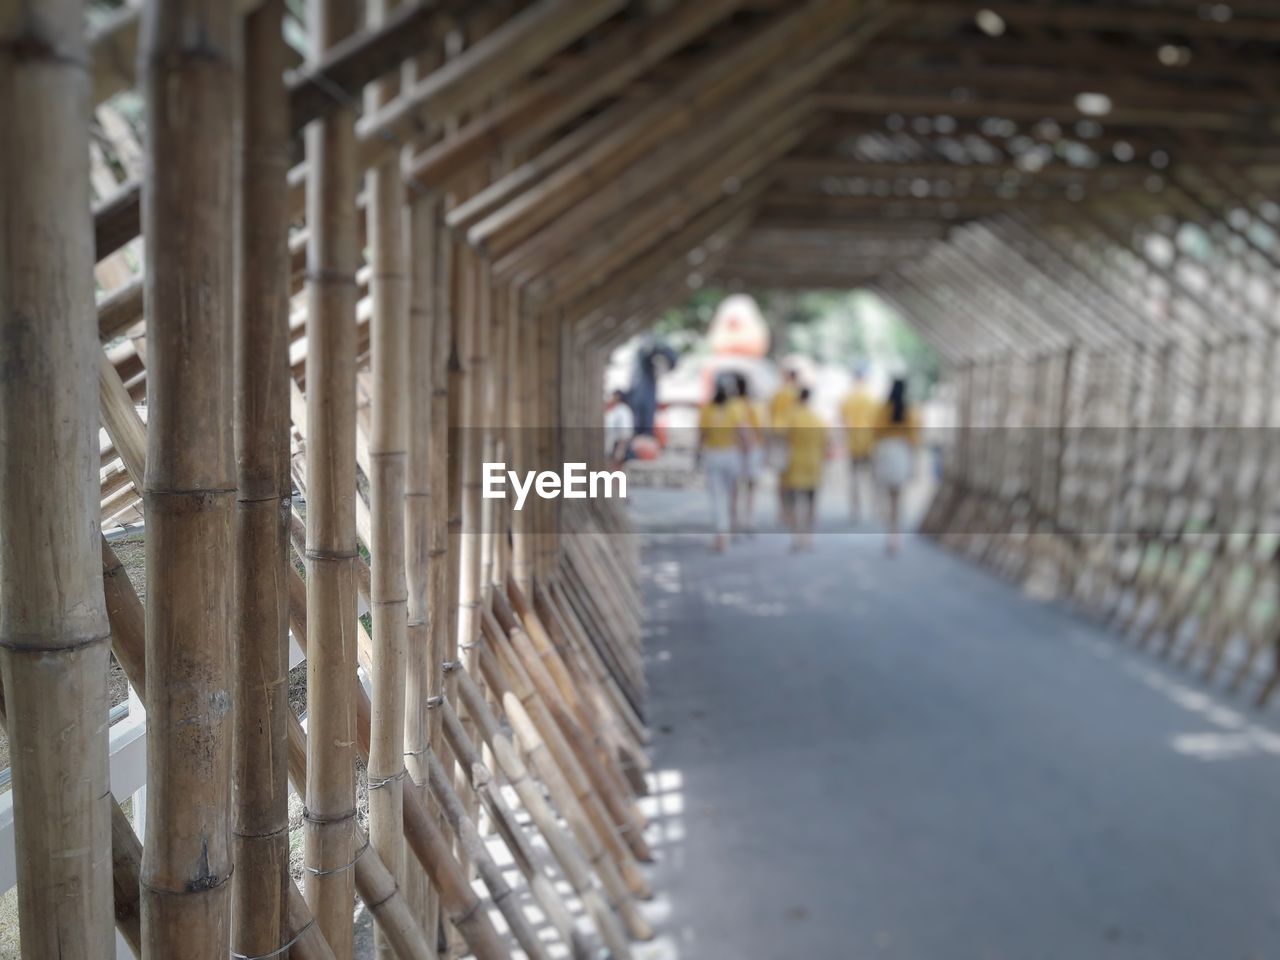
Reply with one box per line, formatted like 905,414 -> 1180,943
866,34 -> 1280,85
906,1 -> 1280,43
510,101 -> 815,302
358,0 -> 629,152
488,27 -> 845,265
405,0 -> 746,192
833,64 -> 1265,114
817,91 -> 1280,133
773,157 -> 1153,182
564,188 -> 761,323
463,0 -> 890,256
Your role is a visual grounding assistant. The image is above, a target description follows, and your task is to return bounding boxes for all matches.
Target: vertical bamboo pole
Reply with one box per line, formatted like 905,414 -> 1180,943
511,302 -> 535,593
0,3 -> 113,955
445,229 -> 466,761
537,311 -> 559,580
457,244 -> 485,692
478,261 -> 499,600
304,0 -> 361,954
140,1 -> 236,954
404,193 -> 439,933
233,2 -> 292,957
425,208 -> 454,945
365,5 -> 411,958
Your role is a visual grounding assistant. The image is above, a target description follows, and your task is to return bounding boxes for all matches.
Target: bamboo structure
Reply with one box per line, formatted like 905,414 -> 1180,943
15,2 -> 1280,958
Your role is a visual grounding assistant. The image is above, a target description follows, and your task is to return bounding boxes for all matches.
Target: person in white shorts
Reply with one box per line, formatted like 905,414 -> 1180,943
696,379 -> 747,552
730,372 -> 764,535
873,377 -> 921,556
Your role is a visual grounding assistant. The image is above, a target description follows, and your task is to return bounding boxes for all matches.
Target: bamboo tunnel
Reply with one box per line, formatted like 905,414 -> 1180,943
13,2 -> 1280,957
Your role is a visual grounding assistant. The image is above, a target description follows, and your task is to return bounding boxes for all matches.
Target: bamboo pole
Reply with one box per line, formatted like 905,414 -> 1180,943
472,642 -> 653,940
516,579 -> 648,795
0,3 -> 114,956
422,750 -> 554,960
424,205 -> 455,946
457,243 -> 486,700
479,612 -> 647,893
404,192 -> 439,935
365,4 -> 411,957
283,512 -> 513,960
99,422 -> 420,960
101,536 -> 339,960
437,701 -> 592,960
303,0 -> 362,953
493,593 -> 651,862
233,3 -> 292,956
448,673 -> 640,955
139,1 -> 236,953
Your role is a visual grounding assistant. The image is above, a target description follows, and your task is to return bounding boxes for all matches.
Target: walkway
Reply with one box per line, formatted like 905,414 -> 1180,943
633,489 -> 1280,960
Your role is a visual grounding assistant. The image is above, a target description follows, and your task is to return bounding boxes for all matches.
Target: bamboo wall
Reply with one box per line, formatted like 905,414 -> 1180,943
6,0 -> 1280,956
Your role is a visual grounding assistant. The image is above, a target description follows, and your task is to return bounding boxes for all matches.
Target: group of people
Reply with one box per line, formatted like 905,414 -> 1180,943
696,365 -> 920,555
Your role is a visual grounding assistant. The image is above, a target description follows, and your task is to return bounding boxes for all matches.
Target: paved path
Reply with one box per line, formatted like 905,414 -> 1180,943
632,490 -> 1280,960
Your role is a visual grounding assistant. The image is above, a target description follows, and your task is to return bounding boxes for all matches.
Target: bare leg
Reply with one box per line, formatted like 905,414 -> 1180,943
886,487 -> 901,556
801,493 -> 816,550
732,481 -> 742,542
849,458 -> 861,522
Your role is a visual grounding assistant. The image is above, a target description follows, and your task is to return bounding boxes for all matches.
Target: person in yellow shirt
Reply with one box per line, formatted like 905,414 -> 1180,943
696,380 -> 747,552
840,366 -> 878,524
780,387 -> 827,552
730,373 -> 765,535
768,367 -> 800,431
768,367 -> 801,519
873,377 -> 922,557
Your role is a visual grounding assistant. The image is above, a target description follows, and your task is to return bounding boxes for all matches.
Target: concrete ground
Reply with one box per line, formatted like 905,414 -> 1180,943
631,486 -> 1280,960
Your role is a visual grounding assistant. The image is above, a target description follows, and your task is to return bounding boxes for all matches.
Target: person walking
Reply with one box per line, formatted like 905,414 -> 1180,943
768,367 -> 801,520
603,388 -> 635,469
768,367 -> 800,439
697,379 -> 747,552
780,387 -> 827,552
840,364 -> 878,523
731,372 -> 765,535
873,377 -> 921,557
